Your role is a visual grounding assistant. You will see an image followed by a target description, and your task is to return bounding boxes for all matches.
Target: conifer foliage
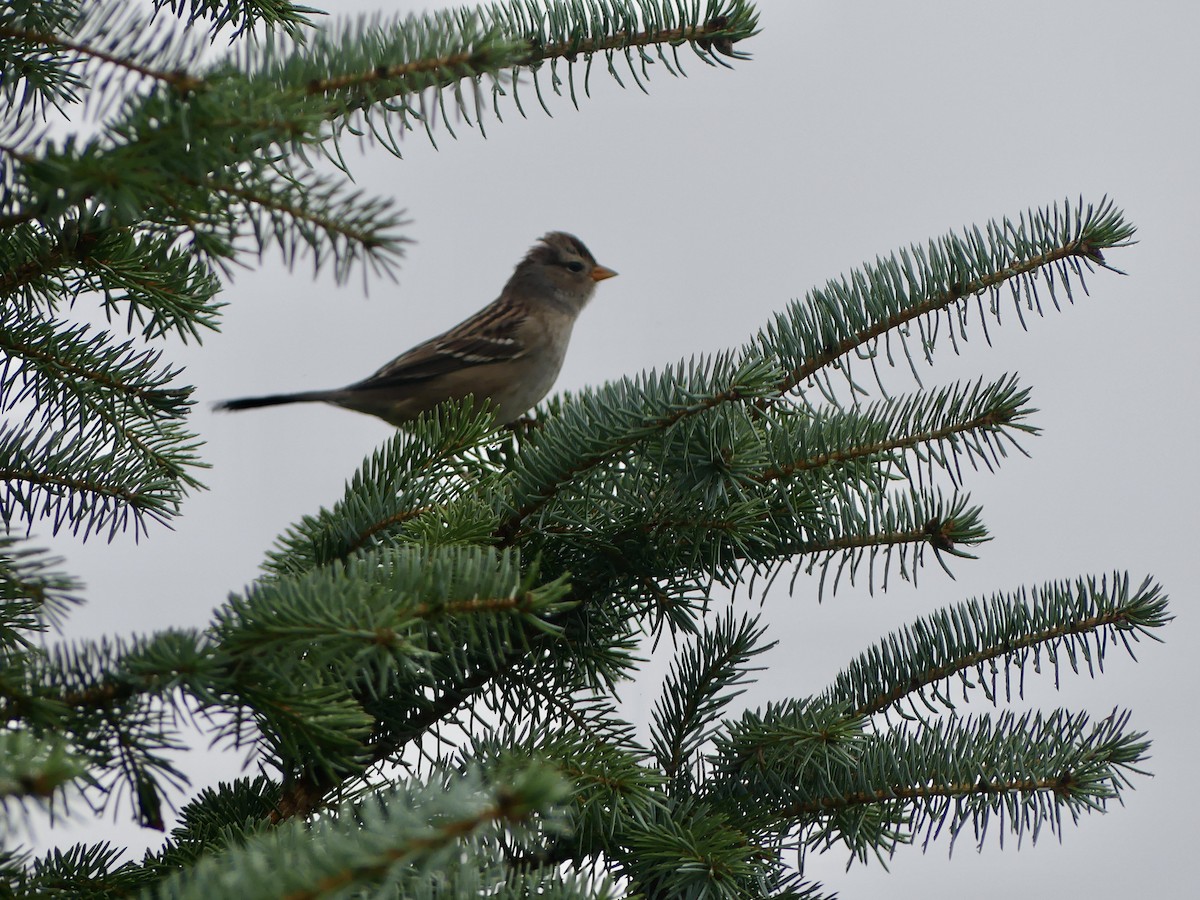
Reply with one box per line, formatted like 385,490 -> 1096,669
0,1 -> 1167,897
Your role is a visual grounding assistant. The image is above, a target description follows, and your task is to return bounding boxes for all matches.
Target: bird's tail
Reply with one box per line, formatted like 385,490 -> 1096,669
213,390 -> 332,413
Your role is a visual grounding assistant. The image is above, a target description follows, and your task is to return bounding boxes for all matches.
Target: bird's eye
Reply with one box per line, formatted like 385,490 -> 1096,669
565,260 -> 585,273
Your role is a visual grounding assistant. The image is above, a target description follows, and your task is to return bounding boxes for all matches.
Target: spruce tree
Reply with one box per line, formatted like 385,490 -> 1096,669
0,1 -> 1167,897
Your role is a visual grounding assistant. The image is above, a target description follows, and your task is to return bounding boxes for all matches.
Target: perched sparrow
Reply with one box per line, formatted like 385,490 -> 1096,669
215,232 -> 616,427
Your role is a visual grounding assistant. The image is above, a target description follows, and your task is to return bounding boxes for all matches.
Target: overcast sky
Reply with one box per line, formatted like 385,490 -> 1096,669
30,2 -> 1200,897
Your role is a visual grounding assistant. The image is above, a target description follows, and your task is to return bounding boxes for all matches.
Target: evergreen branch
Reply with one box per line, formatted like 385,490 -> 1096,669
5,107 -> 406,288
467,726 -> 665,866
649,611 -> 771,789
6,634 -> 206,719
267,590 -> 615,821
229,680 -> 374,799
0,308 -> 190,412
0,631 -> 212,737
264,671 -> 493,821
0,299 -> 207,538
708,701 -> 1148,860
1,1 -> 206,125
228,0 -> 757,155
307,46 -> 515,98
801,524 -> 942,555
280,804 -> 509,898
214,546 -> 571,682
518,7 -> 755,67
0,23 -> 201,93
827,574 -> 1170,719
0,731 -> 86,810
212,546 -> 575,818
756,197 -> 1135,400
76,236 -> 222,343
369,652 -> 505,748
0,536 -> 81,639
494,354 -> 782,545
0,220 -> 222,342
0,137 -> 37,166
154,0 -> 322,39
340,504 -> 437,554
799,514 -> 980,558
26,787 -> 285,896
356,623 -> 607,764
0,422 -> 199,539
0,219 -> 110,303
147,765 -> 573,900
619,798 -> 826,900
791,710 -> 1148,856
443,415 -> 988,635
483,404 -> 858,612
706,698 -> 867,809
787,489 -> 988,597
759,375 -> 1037,488
0,465 -> 146,507
800,773 -> 1082,817
471,693 -> 646,791
309,0 -> 753,139
0,2 -> 85,123
18,844 -> 142,896
192,168 -> 409,282
0,123 -> 51,227
135,776 -> 280,882
620,801 -> 762,896
0,633 -> 210,828
263,402 -> 502,575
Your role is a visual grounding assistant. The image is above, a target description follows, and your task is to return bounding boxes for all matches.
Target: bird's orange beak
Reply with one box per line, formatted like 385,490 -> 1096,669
591,265 -> 618,282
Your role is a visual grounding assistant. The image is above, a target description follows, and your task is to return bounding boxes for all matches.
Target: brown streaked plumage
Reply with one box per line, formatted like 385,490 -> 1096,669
215,232 -> 616,427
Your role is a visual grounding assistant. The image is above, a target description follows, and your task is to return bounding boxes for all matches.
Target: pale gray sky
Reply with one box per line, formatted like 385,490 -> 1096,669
32,2 -> 1199,897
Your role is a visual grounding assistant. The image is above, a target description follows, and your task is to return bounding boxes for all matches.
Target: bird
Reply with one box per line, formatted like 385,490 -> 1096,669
214,232 -> 616,427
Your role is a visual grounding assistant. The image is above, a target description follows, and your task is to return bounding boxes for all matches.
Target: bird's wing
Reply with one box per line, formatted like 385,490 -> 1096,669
349,297 -> 527,390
